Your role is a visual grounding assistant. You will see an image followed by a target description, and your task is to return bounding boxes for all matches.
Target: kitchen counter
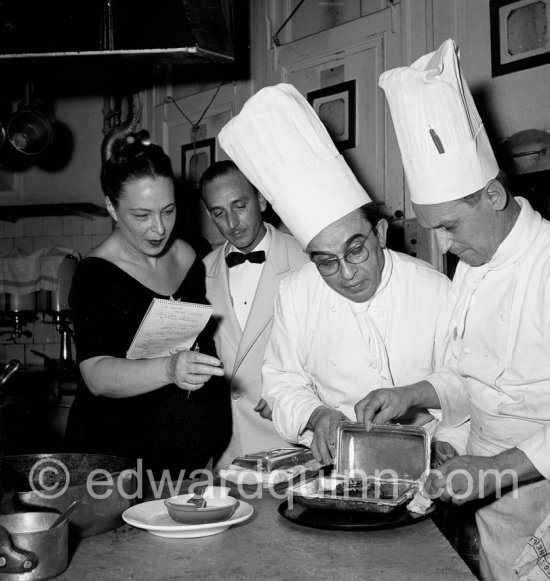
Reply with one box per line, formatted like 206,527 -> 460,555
53,492 -> 477,580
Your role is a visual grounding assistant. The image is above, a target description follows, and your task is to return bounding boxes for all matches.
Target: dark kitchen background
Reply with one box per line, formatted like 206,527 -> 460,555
0,0 -> 549,454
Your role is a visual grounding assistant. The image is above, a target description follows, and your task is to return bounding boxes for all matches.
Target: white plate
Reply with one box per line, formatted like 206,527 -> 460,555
122,499 -> 254,538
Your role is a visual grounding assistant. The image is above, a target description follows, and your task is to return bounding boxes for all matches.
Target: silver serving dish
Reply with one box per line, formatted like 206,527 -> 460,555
288,422 -> 430,513
231,448 -> 314,473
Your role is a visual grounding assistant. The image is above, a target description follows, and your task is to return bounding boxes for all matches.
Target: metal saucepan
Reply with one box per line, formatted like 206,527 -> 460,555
0,453 -> 137,538
0,512 -> 68,581
0,360 -> 21,408
0,360 -> 21,387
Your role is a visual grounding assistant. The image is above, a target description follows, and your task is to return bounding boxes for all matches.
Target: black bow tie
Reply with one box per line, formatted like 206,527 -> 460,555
225,250 -> 266,268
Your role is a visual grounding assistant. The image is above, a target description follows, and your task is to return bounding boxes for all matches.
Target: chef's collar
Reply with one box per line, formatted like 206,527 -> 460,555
227,222 -> 271,256
476,197 -> 541,273
349,248 -> 393,313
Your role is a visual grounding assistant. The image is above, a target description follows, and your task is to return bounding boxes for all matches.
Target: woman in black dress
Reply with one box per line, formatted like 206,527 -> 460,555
66,131 -> 231,477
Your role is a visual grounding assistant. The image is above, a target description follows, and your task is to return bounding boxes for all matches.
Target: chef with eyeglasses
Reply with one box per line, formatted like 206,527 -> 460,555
218,83 -> 455,465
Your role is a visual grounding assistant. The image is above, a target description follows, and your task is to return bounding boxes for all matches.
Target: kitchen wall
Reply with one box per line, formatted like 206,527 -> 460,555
0,94 -> 106,206
0,82 -> 124,367
1,0 -> 548,267
0,214 -> 113,366
154,0 -> 550,269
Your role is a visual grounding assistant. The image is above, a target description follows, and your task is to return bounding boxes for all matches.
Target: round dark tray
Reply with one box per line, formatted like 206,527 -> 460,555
278,500 -> 435,531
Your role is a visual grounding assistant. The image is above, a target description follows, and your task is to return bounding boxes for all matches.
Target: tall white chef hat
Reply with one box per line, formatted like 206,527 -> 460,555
379,38 -> 499,205
218,83 -> 371,248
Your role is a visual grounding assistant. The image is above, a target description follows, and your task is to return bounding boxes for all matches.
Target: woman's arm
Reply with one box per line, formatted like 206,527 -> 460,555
80,349 -> 224,398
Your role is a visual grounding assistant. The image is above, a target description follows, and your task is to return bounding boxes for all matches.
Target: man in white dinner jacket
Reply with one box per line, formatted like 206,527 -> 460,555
201,161 -> 308,467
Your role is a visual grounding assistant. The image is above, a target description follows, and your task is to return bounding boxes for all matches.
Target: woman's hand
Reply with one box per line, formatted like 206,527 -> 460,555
166,349 -> 224,391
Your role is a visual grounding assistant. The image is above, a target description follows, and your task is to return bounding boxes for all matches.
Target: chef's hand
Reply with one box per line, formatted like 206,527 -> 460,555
166,349 -> 224,391
307,406 -> 348,465
354,388 -> 415,431
424,455 -> 502,505
254,398 -> 273,420
432,441 -> 458,468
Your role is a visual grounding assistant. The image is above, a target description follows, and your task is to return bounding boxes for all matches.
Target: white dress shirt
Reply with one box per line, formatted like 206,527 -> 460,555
262,249 -> 454,446
227,226 -> 271,331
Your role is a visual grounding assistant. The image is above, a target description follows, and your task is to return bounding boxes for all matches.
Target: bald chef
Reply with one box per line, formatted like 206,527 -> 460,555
354,39 -> 550,581
218,83 -> 454,465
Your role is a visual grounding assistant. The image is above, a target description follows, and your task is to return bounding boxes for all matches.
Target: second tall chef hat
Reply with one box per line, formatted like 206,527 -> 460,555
379,38 -> 499,205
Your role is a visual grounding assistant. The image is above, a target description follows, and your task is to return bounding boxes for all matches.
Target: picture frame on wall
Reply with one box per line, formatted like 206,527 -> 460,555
181,138 -> 216,189
307,80 -> 356,151
490,0 -> 550,77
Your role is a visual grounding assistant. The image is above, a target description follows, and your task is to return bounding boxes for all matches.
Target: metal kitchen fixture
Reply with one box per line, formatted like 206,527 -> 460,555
5,82 -> 54,156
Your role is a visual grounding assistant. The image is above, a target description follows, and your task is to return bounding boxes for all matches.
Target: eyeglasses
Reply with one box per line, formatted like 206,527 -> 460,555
311,229 -> 374,276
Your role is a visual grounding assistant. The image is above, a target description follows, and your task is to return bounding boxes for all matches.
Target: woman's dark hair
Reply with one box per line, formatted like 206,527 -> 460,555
100,130 -> 174,207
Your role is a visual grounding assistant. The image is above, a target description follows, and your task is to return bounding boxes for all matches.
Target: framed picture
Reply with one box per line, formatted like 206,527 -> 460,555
181,138 -> 216,189
307,80 -> 356,151
490,0 -> 550,77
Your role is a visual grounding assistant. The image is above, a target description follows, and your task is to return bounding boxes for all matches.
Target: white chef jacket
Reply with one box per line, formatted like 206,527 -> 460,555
426,198 -> 550,581
428,197 -> 550,478
262,249 -> 454,446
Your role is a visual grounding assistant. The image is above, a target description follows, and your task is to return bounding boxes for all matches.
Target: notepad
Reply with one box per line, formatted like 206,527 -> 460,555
126,298 -> 213,360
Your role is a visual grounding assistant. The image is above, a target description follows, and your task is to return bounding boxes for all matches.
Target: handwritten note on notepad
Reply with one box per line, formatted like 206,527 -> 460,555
126,298 -> 213,360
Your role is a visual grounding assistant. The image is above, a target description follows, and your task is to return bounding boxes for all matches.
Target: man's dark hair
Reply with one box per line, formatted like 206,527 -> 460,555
358,202 -> 390,231
199,160 -> 257,197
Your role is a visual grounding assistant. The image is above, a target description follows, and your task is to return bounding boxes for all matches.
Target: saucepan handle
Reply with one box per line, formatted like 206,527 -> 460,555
0,523 -> 38,574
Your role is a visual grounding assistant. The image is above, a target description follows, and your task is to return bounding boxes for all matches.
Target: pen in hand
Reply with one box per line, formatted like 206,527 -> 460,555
187,343 -> 224,399
187,343 -> 201,399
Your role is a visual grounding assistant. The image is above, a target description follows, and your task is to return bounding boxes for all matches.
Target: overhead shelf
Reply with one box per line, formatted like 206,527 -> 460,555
0,203 -> 109,223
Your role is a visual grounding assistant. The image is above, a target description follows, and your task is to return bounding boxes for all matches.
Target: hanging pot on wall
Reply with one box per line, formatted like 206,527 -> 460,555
5,82 -> 54,157
6,106 -> 53,156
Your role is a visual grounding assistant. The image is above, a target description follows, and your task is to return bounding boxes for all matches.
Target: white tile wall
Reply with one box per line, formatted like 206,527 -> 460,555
32,236 -> 54,252
71,236 -> 93,257
15,238 -> 33,254
52,235 -> 72,248
3,221 -> 23,238
43,217 -> 63,236
82,216 -> 112,235
23,217 -> 43,237
62,216 -> 83,236
0,214 -> 113,366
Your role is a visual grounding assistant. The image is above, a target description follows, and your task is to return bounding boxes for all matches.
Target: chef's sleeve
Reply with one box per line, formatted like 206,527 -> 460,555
262,276 -> 322,447
425,344 -> 470,428
433,420 -> 470,456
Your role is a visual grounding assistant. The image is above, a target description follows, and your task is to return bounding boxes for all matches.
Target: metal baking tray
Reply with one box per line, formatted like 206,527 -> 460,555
288,422 -> 430,513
